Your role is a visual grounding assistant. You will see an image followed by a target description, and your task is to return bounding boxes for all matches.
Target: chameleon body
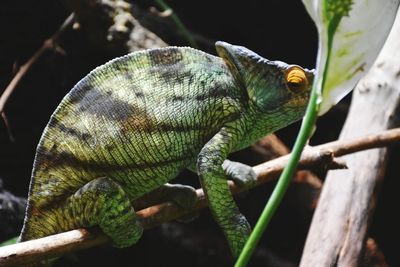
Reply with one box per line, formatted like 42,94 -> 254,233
19,41 -> 314,259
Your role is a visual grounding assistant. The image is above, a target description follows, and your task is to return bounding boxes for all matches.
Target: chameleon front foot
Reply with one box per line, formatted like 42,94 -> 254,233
223,160 -> 257,191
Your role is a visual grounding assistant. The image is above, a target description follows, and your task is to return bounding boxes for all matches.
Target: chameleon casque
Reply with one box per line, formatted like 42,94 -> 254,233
19,41 -> 314,261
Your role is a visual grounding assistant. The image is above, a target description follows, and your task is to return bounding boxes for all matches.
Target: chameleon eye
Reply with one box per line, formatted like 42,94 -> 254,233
285,66 -> 308,92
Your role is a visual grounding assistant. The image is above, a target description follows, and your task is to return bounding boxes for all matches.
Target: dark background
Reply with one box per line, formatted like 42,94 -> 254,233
0,0 -> 399,266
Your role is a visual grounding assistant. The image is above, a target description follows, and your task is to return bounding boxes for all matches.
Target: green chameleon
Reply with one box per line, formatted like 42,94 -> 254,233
19,41 -> 313,261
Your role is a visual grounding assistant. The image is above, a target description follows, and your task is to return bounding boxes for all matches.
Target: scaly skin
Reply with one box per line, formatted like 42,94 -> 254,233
19,41 -> 314,261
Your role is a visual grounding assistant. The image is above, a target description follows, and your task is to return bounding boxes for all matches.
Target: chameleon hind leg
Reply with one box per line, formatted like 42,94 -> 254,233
63,177 -> 143,248
18,177 -> 143,248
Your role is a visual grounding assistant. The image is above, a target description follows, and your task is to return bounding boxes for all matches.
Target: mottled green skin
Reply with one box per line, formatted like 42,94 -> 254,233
19,41 -> 314,258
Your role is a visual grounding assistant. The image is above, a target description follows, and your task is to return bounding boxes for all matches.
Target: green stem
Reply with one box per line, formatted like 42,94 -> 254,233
234,1 -> 347,265
154,0 -> 198,48
235,83 -> 319,267
235,8 -> 342,265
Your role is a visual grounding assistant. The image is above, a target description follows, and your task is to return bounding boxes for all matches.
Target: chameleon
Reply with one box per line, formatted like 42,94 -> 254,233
19,41 -> 314,262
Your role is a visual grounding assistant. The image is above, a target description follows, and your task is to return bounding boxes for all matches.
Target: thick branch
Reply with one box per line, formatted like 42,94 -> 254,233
0,128 -> 399,266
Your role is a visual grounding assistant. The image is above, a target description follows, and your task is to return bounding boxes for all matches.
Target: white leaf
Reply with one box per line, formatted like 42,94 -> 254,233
303,0 -> 400,115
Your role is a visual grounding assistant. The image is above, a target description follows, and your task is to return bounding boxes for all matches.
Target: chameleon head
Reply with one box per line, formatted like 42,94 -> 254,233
215,41 -> 314,122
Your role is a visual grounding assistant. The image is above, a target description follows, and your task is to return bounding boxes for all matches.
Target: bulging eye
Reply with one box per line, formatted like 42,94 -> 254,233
285,66 -> 308,92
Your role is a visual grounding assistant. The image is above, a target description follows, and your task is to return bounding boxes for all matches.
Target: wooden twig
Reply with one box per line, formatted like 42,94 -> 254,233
0,13 -> 74,116
0,112 -> 15,142
253,135 -> 324,193
0,128 -> 400,266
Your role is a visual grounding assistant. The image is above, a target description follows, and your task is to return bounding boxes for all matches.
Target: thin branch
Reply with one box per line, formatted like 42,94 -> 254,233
0,112 -> 15,142
316,128 -> 400,157
0,128 -> 399,266
0,13 -> 74,116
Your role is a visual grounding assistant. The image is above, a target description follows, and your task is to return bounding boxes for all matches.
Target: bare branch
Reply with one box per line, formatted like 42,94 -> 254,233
0,128 -> 399,266
0,13 -> 74,116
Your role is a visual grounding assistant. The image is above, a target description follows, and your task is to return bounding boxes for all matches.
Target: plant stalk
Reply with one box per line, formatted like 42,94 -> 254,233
235,84 -> 319,267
